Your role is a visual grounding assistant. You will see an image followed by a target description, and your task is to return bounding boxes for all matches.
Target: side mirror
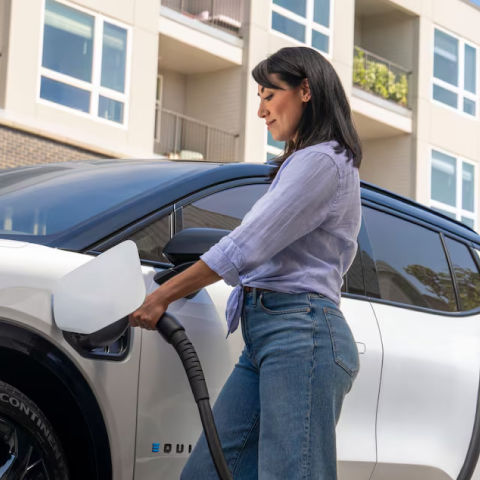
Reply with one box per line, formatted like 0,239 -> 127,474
162,228 -> 231,265
154,228 -> 230,287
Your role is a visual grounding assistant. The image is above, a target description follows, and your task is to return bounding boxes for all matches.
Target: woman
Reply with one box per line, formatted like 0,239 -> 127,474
129,46 -> 362,479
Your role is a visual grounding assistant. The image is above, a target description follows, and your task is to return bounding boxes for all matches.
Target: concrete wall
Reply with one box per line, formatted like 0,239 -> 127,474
3,0 -> 159,158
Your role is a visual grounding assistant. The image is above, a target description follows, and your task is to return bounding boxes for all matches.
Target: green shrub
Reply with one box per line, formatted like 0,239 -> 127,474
353,47 -> 409,107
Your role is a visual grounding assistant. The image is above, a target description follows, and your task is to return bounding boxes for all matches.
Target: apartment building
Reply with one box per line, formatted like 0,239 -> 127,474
0,0 -> 479,231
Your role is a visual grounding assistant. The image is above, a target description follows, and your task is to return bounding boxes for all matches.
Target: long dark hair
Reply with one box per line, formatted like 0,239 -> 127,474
252,47 -> 362,178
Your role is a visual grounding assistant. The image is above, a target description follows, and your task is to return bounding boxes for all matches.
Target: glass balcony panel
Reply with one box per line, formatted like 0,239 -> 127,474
461,216 -> 475,228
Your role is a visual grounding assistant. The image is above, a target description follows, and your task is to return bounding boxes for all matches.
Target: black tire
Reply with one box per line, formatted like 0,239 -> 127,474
0,380 -> 69,479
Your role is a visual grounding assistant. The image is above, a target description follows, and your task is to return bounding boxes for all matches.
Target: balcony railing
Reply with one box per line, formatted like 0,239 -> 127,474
154,105 -> 239,162
353,46 -> 412,109
161,0 -> 243,37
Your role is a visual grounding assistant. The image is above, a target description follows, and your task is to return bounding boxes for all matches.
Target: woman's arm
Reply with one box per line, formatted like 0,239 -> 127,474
129,259 -> 221,330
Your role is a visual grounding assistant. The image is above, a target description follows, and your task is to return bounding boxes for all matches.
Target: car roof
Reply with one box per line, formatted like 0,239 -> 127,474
1,159 -> 478,250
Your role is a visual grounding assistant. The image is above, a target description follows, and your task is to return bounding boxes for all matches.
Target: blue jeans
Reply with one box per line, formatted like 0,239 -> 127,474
181,289 -> 359,479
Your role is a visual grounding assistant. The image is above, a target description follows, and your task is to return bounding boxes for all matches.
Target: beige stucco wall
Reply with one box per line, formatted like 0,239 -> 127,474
3,0 -> 158,158
414,0 -> 480,223
0,0 -> 11,109
360,135 -> 414,198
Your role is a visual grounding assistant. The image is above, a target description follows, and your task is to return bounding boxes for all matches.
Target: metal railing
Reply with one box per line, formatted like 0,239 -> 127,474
161,0 -> 244,37
353,46 -> 412,109
154,105 -> 239,162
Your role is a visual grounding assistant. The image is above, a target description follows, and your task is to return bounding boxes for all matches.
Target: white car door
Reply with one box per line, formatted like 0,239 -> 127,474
363,206 -> 480,480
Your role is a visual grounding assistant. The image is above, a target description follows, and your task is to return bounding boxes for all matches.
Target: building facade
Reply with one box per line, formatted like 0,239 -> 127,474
0,0 -> 479,230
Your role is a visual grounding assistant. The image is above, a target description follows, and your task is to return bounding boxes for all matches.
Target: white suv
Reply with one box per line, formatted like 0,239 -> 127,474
0,160 -> 479,480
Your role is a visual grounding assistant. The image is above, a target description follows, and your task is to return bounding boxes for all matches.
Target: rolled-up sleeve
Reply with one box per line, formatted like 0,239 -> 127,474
201,150 -> 340,285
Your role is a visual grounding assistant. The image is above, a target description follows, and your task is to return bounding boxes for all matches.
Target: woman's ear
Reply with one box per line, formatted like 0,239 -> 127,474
301,78 -> 311,102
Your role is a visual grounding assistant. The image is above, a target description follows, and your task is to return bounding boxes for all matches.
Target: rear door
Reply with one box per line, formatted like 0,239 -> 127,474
363,206 -> 480,480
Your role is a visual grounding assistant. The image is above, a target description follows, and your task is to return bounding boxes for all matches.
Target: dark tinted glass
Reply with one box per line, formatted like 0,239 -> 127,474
183,184 -> 269,231
444,237 -> 480,311
126,215 -> 171,263
346,248 -> 364,295
364,207 -> 456,311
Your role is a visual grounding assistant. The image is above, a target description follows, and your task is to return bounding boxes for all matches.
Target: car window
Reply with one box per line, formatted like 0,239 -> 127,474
444,237 -> 480,311
182,184 -> 269,231
345,248 -> 364,295
125,215 -> 171,263
363,207 -> 457,311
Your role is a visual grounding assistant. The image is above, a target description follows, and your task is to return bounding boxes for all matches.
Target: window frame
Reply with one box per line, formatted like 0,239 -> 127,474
37,0 -> 132,128
269,0 -> 333,58
432,25 -> 479,119
429,146 -> 477,230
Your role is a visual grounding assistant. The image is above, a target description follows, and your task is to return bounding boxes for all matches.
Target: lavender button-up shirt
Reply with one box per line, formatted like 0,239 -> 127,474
200,140 -> 361,336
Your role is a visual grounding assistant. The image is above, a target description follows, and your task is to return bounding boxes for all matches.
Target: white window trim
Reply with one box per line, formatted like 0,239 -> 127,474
37,0 -> 132,128
429,146 -> 478,229
432,25 -> 479,119
270,0 -> 333,58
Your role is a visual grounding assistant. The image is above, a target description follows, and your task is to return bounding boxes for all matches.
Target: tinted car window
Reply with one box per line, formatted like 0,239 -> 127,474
364,207 -> 456,311
182,184 -> 269,231
126,215 -> 171,263
444,237 -> 480,311
345,248 -> 364,295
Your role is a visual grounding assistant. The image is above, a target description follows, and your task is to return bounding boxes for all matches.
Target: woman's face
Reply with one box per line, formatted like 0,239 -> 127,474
257,74 -> 310,143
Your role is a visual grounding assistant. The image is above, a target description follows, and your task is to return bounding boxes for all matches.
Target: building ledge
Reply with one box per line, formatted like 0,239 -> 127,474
0,110 -> 160,159
158,7 -> 243,73
351,87 -> 412,139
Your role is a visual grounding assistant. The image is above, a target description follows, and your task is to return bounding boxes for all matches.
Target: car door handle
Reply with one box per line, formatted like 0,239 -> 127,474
356,342 -> 366,354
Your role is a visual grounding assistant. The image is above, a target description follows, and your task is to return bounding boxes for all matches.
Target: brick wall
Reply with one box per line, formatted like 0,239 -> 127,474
0,124 -> 109,169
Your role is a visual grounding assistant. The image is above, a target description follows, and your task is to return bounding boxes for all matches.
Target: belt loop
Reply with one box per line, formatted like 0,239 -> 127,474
252,287 -> 258,306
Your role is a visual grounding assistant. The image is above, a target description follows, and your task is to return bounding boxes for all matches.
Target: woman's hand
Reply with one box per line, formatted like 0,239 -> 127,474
129,260 -> 221,330
129,289 -> 168,330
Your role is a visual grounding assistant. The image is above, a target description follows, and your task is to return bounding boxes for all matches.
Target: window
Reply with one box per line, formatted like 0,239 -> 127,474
430,149 -> 476,229
40,0 -> 129,124
433,27 -> 477,116
266,131 -> 284,163
126,215 -> 171,264
344,248 -> 364,296
182,184 -> 269,231
444,237 -> 480,311
271,0 -> 332,55
363,207 -> 457,311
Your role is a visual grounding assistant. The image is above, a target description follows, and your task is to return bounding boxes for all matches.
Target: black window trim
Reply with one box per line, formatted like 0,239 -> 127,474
439,232 -> 461,311
86,204 -> 174,266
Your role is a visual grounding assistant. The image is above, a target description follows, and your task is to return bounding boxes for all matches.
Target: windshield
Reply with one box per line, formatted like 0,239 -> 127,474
0,162 -> 206,237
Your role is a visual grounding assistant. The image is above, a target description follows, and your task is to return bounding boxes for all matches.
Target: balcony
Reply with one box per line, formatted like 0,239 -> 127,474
353,46 -> 411,109
154,105 -> 239,162
161,0 -> 244,37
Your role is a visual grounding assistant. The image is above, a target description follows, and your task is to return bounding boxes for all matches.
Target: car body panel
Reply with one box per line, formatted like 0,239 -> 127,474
370,302 -> 480,480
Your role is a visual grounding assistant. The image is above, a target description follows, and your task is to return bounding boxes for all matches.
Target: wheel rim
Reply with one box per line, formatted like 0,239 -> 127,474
0,416 -> 52,480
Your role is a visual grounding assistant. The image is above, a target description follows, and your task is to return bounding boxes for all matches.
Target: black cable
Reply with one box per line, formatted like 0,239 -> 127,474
157,313 -> 232,480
